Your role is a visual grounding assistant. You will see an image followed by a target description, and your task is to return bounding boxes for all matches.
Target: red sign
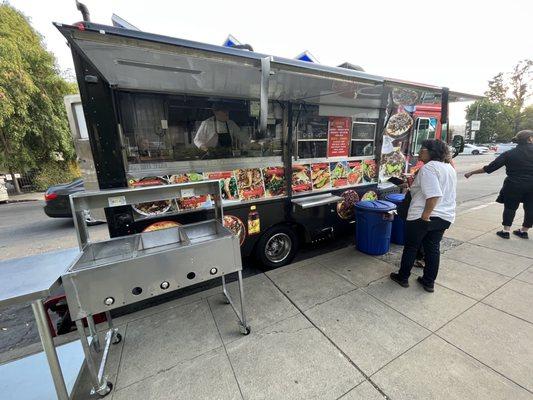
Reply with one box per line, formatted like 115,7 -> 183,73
327,117 -> 351,157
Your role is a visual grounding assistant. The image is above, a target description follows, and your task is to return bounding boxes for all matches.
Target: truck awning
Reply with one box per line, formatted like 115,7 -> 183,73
55,22 -> 385,108
54,22 -> 480,107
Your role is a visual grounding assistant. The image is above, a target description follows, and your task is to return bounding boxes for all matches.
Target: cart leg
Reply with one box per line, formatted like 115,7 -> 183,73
31,299 -> 69,400
221,275 -> 230,304
237,271 -> 250,335
76,320 -> 111,396
105,311 -> 122,345
87,314 -> 100,352
105,311 -> 114,330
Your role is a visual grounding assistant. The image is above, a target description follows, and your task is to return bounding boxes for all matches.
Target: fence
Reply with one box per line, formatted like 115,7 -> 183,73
2,171 -> 38,195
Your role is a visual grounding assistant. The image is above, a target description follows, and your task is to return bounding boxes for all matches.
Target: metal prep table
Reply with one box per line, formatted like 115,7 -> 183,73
0,248 -> 80,400
63,180 -> 250,397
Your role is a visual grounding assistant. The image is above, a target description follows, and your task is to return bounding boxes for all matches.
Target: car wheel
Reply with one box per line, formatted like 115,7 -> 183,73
472,150 -> 480,155
256,225 -> 298,269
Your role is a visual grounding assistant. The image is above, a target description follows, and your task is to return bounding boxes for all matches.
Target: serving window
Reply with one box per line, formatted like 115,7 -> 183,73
351,121 -> 377,157
118,92 -> 283,165
294,105 -> 378,160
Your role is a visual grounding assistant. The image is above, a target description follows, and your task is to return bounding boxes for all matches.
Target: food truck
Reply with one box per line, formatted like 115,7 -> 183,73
55,20 -> 477,268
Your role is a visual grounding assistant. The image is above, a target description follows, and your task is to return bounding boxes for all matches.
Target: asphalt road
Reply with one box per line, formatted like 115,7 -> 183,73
0,154 -> 505,356
453,154 -> 504,204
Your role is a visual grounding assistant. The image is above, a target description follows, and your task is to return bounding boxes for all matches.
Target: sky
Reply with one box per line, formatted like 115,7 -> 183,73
7,0 -> 533,125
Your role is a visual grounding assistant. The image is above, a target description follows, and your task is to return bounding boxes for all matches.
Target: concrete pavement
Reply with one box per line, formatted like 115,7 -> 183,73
71,200 -> 533,400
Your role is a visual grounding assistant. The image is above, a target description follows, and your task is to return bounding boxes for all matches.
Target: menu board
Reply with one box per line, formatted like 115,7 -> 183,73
327,117 -> 351,157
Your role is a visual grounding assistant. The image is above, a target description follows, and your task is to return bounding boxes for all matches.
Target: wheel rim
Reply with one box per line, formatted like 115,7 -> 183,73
265,233 -> 292,263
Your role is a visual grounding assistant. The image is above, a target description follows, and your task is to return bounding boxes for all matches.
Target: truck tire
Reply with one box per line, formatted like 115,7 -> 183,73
256,225 -> 298,269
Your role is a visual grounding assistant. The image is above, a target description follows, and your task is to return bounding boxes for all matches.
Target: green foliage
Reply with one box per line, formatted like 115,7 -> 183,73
0,3 -> 75,173
472,59 -> 532,142
466,100 -> 514,143
33,161 -> 81,191
519,105 -> 533,131
485,73 -> 508,104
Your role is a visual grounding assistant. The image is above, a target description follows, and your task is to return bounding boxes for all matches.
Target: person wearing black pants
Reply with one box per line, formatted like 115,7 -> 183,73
390,139 -> 457,292
398,218 -> 450,287
465,130 -> 533,239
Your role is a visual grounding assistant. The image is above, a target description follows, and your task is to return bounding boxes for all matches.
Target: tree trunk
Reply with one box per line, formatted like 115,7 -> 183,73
9,167 -> 22,195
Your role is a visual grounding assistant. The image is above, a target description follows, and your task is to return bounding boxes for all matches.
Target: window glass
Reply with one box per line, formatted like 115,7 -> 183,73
119,92 -> 282,163
294,106 -> 328,159
351,121 -> 377,157
413,117 -> 437,154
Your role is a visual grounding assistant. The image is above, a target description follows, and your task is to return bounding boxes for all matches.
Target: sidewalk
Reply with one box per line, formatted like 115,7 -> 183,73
2,192 -> 44,203
73,201 -> 533,400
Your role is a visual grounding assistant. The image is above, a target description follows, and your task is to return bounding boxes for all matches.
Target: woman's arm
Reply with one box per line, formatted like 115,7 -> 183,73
465,151 -> 509,178
464,168 -> 485,179
421,197 -> 439,221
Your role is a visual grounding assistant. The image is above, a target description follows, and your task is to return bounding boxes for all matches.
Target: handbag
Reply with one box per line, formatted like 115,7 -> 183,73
396,190 -> 411,220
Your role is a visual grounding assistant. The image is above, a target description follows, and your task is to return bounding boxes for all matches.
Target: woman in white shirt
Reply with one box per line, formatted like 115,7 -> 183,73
390,139 -> 457,292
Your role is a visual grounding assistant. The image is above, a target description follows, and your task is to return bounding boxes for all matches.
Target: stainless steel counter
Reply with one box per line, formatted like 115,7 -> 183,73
0,249 -> 79,307
0,248 -> 81,400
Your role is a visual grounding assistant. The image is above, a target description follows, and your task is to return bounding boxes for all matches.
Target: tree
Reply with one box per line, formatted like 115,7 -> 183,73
519,105 -> 533,131
485,72 -> 508,104
508,59 -> 532,132
465,100 -> 514,143
0,4 -> 75,193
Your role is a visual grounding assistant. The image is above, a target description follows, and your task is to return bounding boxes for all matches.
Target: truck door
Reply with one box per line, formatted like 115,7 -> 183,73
411,116 -> 437,155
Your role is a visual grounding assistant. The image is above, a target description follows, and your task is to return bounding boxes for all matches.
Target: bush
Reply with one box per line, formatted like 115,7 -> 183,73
33,161 -> 81,191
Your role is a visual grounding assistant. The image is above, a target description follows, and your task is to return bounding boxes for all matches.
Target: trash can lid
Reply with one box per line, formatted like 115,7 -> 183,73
385,193 -> 405,203
355,200 -> 396,212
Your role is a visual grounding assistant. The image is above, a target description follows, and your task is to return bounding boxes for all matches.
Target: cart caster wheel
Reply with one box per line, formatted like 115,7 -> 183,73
96,382 -> 113,397
240,326 -> 251,335
112,333 -> 122,345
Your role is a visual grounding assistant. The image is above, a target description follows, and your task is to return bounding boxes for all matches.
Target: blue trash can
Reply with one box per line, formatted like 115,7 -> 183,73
385,193 -> 406,245
355,200 -> 396,255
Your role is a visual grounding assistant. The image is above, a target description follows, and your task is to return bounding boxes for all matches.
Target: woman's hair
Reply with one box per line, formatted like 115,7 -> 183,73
512,130 -> 533,145
421,139 -> 450,162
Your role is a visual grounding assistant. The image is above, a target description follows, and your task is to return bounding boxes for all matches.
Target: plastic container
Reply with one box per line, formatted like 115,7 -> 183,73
385,193 -> 406,245
354,200 -> 396,255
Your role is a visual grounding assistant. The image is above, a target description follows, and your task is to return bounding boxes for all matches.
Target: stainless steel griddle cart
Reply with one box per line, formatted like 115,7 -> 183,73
62,180 -> 250,396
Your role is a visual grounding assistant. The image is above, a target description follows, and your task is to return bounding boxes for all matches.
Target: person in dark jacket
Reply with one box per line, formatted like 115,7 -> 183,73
465,130 -> 533,239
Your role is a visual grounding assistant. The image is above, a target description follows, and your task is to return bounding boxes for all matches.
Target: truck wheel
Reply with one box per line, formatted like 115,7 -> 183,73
256,226 -> 298,269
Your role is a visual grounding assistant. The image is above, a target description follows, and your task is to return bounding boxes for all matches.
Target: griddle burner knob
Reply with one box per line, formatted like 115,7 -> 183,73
160,281 -> 170,290
104,297 -> 115,306
210,268 -> 218,275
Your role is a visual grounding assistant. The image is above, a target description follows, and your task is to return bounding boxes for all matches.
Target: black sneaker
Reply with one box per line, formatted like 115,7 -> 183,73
496,230 -> 510,239
390,273 -> 409,288
417,277 -> 434,293
512,230 -> 529,239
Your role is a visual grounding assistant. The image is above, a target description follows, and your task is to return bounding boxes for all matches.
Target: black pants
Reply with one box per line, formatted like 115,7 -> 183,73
398,218 -> 451,286
502,192 -> 533,228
